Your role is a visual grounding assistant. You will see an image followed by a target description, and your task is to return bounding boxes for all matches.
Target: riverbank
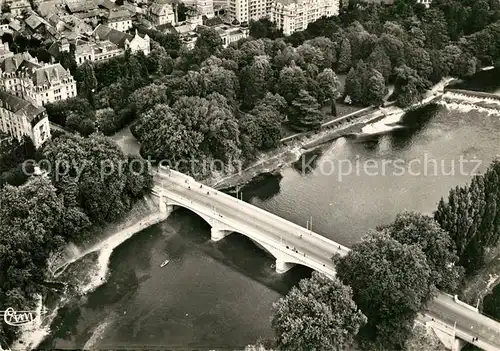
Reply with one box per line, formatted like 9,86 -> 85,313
206,78 -> 453,191
11,197 -> 169,351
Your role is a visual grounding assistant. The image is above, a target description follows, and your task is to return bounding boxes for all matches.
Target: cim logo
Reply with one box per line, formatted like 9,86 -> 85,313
0,307 -> 48,326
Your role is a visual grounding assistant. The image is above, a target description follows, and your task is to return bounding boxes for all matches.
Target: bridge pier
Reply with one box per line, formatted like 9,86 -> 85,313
211,227 -> 230,242
275,258 -> 295,274
158,200 -> 174,215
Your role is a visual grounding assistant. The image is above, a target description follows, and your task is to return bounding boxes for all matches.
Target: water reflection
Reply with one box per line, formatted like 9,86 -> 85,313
390,104 -> 440,151
229,173 -> 283,202
293,148 -> 323,174
448,68 -> 500,94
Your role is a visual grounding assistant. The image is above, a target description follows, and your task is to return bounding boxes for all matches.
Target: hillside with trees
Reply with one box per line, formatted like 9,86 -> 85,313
0,133 -> 152,348
44,0 -> 500,180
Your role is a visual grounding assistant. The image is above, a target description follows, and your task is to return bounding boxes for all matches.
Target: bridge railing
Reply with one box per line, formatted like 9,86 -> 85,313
152,185 -> 338,276
156,168 -> 350,256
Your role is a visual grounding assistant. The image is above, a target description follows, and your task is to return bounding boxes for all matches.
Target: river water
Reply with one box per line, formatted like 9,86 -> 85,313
39,73 -> 500,349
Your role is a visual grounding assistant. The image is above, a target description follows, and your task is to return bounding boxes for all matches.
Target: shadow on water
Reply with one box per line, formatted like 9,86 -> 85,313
224,172 -> 283,202
170,209 -> 313,295
448,68 -> 500,94
390,103 -> 441,150
292,147 -> 324,174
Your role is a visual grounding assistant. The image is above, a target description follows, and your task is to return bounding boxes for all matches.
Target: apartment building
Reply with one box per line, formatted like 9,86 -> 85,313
197,0 -> 216,18
8,0 -> 31,17
416,0 -> 431,7
0,90 -> 51,148
0,41 -> 13,61
0,53 -> 77,106
228,0 -> 250,23
269,0 -> 339,35
216,24 -> 249,47
228,0 -> 339,34
105,7 -> 133,32
149,3 -> 176,26
74,26 -> 151,65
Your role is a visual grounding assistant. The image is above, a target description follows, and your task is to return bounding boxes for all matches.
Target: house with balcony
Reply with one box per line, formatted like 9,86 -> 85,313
0,53 -> 77,106
0,90 -> 51,148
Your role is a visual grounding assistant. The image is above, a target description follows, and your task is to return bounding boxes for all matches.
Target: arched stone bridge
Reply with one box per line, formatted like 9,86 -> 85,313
151,167 -> 500,351
152,169 -> 348,278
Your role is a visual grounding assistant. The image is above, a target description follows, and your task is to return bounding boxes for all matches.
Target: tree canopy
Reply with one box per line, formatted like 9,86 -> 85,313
272,272 -> 366,351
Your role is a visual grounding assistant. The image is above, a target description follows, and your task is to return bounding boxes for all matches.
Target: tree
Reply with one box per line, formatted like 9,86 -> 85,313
192,27 -> 223,64
406,47 -> 433,80
378,33 -> 406,67
43,134 -> 152,223
337,38 -> 352,73
335,231 -> 434,349
304,37 -> 337,70
240,93 -> 286,155
317,68 -> 341,116
366,45 -> 392,80
77,61 -> 97,106
404,324 -> 448,351
135,94 -> 241,177
378,212 -> 464,292
288,90 -> 323,131
249,18 -> 282,39
345,67 -> 362,104
272,272 -> 366,351
393,65 -> 429,107
129,83 -> 169,114
201,63 -> 239,103
276,63 -> 308,103
435,161 -> 500,275
364,69 -> 386,106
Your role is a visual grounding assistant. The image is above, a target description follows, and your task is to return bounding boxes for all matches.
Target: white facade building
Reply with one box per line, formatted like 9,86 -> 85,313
75,26 -> 151,65
228,0 -> 250,24
228,0 -> 339,34
105,7 -> 133,32
269,0 -> 339,35
149,3 -> 176,26
0,53 -> 77,106
215,24 -> 249,47
416,0 -> 431,8
0,91 -> 51,148
196,0 -> 216,18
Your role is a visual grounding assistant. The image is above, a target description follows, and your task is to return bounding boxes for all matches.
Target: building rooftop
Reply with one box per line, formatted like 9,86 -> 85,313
0,91 -> 45,122
25,14 -> 44,30
202,15 -> 223,27
156,23 -> 177,34
97,0 -> 116,10
150,3 -> 173,16
106,7 -> 132,21
93,24 -> 133,47
66,0 -> 98,13
0,53 -> 38,73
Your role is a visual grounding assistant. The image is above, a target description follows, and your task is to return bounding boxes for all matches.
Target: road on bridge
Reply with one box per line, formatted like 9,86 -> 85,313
426,294 -> 500,350
155,171 -> 500,351
154,174 -> 343,272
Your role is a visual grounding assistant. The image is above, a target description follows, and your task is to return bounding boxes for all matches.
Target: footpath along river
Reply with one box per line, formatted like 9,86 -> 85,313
38,71 -> 500,349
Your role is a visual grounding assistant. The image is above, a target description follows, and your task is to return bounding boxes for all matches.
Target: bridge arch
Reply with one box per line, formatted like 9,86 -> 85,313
155,191 -> 333,276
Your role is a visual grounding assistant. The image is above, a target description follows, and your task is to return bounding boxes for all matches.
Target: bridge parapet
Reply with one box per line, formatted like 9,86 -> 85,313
155,171 -> 350,258
152,185 -> 337,278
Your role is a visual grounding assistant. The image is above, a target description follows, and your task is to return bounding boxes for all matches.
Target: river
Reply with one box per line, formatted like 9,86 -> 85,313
38,72 -> 500,350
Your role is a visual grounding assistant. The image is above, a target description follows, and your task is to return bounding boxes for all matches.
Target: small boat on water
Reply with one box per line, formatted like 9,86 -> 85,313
160,259 -> 170,268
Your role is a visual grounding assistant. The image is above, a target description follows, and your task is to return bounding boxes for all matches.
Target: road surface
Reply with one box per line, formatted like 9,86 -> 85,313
427,293 -> 500,350
155,171 -> 500,351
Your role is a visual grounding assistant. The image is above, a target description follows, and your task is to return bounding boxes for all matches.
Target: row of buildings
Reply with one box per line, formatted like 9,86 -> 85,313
145,0 -> 341,36
0,40 -> 78,148
225,0 -> 340,35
